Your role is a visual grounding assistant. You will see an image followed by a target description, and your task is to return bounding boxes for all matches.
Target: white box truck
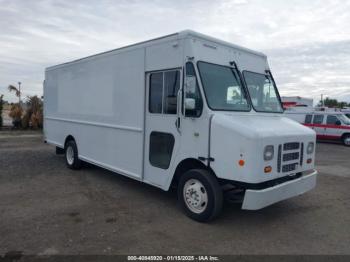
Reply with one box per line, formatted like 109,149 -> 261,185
44,30 -> 317,221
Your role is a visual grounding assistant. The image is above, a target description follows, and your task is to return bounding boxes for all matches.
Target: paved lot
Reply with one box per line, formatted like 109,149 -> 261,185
0,131 -> 349,255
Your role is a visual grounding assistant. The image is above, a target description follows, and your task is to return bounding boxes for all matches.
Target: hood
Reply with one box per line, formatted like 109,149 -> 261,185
213,112 -> 316,140
210,112 -> 316,183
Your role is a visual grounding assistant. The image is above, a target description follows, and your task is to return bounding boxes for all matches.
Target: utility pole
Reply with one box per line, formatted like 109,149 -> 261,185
18,81 -> 21,106
321,94 -> 323,107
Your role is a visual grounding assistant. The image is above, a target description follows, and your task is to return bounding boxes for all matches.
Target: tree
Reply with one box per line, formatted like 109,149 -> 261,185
339,101 -> 348,109
8,84 -> 22,104
22,95 -> 43,129
9,104 -> 23,129
6,85 -> 44,129
318,97 -> 350,108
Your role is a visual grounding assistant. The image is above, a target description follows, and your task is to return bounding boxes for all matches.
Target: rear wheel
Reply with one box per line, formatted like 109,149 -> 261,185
178,169 -> 223,222
342,134 -> 350,147
65,140 -> 82,169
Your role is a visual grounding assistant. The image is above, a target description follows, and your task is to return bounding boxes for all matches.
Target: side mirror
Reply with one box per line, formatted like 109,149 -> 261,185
185,98 -> 196,110
336,120 -> 341,126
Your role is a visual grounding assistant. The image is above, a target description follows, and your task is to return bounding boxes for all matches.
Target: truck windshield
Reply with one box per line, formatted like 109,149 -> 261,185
197,62 -> 250,111
243,71 -> 283,113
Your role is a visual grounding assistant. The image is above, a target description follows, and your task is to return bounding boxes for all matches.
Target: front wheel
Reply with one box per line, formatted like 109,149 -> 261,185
343,134 -> 350,147
65,140 -> 82,169
178,169 -> 223,222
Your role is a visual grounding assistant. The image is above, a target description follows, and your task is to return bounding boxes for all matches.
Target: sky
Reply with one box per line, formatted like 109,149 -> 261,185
1,0 -> 350,104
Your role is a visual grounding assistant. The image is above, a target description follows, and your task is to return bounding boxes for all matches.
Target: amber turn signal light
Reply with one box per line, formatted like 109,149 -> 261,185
264,166 -> 272,173
238,160 -> 245,166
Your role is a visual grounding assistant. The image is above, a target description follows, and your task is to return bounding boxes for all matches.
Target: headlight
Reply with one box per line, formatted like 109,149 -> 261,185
307,142 -> 314,154
264,145 -> 274,161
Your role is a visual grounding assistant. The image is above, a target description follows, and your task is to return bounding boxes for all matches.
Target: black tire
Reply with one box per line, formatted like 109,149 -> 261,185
342,134 -> 350,147
65,140 -> 82,169
178,169 -> 223,222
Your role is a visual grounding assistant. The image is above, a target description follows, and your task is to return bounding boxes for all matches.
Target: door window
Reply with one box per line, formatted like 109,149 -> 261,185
184,62 -> 203,117
149,70 -> 180,115
326,115 -> 339,125
149,73 -> 163,113
305,114 -> 312,124
163,71 -> 180,114
313,115 -> 324,124
149,132 -> 175,169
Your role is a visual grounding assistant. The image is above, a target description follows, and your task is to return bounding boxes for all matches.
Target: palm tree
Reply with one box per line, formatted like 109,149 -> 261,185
9,103 -> 22,128
8,84 -> 23,128
22,96 -> 43,129
8,84 -> 21,104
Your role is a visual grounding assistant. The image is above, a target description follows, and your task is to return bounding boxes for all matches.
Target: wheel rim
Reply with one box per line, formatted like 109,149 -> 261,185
66,146 -> 74,165
344,137 -> 350,146
183,179 -> 208,214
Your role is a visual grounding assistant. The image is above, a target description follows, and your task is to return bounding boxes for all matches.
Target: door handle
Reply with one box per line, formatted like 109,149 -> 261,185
175,118 -> 179,128
175,84 -> 182,134
175,117 -> 181,134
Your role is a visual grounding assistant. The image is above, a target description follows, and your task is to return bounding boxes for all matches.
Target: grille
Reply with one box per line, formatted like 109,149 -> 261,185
300,143 -> 304,166
283,142 -> 300,151
278,142 -> 301,173
277,145 -> 282,173
283,152 -> 299,162
282,163 -> 298,173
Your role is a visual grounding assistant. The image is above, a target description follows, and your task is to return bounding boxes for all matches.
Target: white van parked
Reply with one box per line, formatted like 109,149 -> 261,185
285,110 -> 350,146
44,30 -> 317,221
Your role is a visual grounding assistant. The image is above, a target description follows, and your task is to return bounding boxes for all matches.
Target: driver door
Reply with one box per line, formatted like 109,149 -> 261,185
143,69 -> 182,188
325,115 -> 343,140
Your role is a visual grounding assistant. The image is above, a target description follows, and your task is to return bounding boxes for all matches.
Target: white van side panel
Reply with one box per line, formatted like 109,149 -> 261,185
284,112 -> 308,123
45,48 -> 146,179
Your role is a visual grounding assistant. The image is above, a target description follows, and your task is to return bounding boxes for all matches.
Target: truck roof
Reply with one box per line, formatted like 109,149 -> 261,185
179,30 -> 266,57
46,30 -> 266,71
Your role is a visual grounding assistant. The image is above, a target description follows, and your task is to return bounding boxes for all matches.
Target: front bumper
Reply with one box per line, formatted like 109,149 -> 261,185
242,170 -> 317,210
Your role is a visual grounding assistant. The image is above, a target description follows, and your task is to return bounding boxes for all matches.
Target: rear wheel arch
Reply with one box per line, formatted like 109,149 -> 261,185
64,135 -> 82,169
341,132 -> 350,139
64,135 -> 76,148
341,133 -> 350,146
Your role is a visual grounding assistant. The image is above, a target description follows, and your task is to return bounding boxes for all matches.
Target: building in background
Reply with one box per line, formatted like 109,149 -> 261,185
281,96 -> 313,109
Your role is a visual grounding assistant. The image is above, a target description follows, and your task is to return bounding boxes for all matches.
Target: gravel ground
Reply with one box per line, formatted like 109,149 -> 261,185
0,131 -> 349,255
